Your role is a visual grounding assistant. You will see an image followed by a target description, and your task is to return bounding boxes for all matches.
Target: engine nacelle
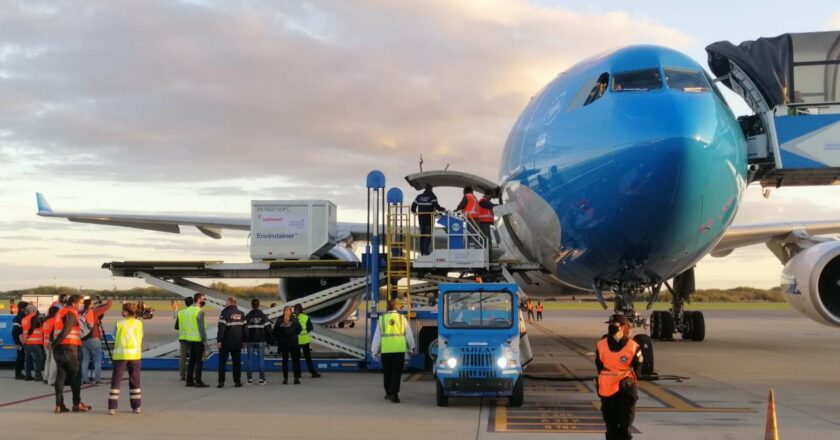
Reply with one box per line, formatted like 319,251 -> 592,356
279,245 -> 361,326
781,241 -> 840,327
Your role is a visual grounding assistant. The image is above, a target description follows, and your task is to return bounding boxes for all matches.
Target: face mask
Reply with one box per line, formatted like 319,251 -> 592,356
199,300 -> 206,307
608,325 -> 620,336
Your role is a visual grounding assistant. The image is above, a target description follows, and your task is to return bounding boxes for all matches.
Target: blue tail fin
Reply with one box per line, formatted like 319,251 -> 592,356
36,193 -> 53,213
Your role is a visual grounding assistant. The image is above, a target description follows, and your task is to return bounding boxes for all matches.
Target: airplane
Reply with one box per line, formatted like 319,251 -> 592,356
37,32 -> 840,346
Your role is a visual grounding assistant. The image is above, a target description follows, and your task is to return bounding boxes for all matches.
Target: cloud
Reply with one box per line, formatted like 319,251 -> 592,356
0,0 -> 694,191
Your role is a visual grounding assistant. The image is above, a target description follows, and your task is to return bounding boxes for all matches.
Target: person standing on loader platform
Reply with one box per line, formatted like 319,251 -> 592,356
21,304 -> 45,382
596,314 -> 642,440
411,184 -> 446,255
51,294 -> 92,413
475,192 -> 497,246
108,303 -> 143,415
454,186 -> 481,248
13,301 -> 29,380
273,306 -> 302,385
183,293 -> 209,388
371,299 -> 416,403
294,304 -> 321,378
245,298 -> 271,385
174,296 -> 194,381
217,296 -> 246,388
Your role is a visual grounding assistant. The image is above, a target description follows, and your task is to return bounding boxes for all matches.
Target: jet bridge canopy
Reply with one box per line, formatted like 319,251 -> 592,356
405,170 -> 500,197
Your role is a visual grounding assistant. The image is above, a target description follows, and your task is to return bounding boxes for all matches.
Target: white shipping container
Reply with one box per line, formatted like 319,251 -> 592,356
250,200 -> 337,260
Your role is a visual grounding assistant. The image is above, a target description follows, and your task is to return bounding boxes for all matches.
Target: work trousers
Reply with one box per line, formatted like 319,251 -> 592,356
81,338 -> 103,382
24,345 -> 45,379
600,390 -> 637,440
279,344 -> 301,380
15,344 -> 25,377
299,343 -> 318,375
479,222 -> 492,246
44,345 -> 57,385
537,311 -> 543,321
186,341 -> 205,384
179,340 -> 189,379
381,352 -> 405,396
246,342 -> 266,380
109,360 -> 141,410
218,348 -> 242,385
418,218 -> 432,255
53,346 -> 82,407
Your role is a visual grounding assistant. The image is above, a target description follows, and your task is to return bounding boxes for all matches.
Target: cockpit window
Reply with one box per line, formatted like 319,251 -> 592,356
583,73 -> 610,106
612,68 -> 662,92
664,68 -> 711,92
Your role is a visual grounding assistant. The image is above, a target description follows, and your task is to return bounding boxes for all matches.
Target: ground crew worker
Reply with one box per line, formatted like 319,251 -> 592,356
294,304 -> 321,378
536,302 -> 543,321
183,293 -> 209,388
272,306 -> 302,384
217,296 -> 246,388
51,294 -> 92,413
371,299 -> 416,403
245,298 -> 271,385
21,304 -> 45,381
455,186 -> 481,248
12,301 -> 28,380
10,299 -> 17,315
596,314 -> 642,440
81,297 -> 113,384
411,184 -> 446,255
108,303 -> 144,415
174,296 -> 194,381
476,192 -> 496,246
42,305 -> 60,386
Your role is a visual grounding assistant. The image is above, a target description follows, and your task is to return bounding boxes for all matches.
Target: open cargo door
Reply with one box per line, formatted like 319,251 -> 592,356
707,31 -> 840,187
405,170 -> 501,198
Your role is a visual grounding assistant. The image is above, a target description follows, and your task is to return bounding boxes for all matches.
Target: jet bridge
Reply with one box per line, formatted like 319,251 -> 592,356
707,31 -> 840,187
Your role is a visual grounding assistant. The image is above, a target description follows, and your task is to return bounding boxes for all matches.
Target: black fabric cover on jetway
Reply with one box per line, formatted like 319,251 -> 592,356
706,34 -> 793,109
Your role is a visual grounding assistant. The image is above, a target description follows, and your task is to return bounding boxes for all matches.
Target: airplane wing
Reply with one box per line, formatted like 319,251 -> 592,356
712,220 -> 840,258
35,193 -> 369,241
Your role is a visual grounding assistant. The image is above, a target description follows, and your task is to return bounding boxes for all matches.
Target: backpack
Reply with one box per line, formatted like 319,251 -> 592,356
79,309 -> 95,340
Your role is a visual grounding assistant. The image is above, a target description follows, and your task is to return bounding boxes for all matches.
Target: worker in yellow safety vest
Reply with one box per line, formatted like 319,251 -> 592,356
371,299 -> 416,403
181,293 -> 209,388
294,304 -> 321,378
108,303 -> 144,415
596,314 -> 643,440
174,296 -> 194,381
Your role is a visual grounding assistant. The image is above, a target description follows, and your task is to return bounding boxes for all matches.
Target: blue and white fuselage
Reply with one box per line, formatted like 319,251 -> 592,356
498,45 -> 747,291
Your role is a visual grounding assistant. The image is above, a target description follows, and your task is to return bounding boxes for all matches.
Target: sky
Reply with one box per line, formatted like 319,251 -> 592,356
1,0 -> 839,291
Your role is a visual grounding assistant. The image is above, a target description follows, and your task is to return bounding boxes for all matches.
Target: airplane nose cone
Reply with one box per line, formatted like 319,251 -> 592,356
561,92 -> 746,283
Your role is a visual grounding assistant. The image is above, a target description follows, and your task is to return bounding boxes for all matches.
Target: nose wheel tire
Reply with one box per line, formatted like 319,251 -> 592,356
689,311 -> 705,341
436,382 -> 449,407
509,378 -> 524,407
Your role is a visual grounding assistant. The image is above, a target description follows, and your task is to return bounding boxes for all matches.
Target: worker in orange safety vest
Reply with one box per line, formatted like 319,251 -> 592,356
595,314 -> 643,440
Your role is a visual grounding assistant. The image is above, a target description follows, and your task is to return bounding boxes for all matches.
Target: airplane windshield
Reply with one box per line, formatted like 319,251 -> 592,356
664,68 -> 711,92
444,291 -> 513,329
612,68 -> 662,92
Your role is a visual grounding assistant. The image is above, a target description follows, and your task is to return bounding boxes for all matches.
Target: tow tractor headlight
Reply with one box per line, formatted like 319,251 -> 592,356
496,347 -> 517,369
496,356 -> 508,368
446,357 -> 458,368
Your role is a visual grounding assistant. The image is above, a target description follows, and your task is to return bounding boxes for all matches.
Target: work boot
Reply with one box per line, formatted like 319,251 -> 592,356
391,394 -> 400,403
247,378 -> 253,385
311,372 -> 321,378
234,383 -> 243,388
15,374 -> 25,380
194,382 -> 209,388
384,394 -> 392,400
24,376 -> 34,381
283,378 -> 288,385
259,379 -> 267,385
54,405 -> 70,414
294,379 -> 301,385
35,374 -> 44,382
185,381 -> 194,387
217,382 -> 224,388
72,403 -> 92,412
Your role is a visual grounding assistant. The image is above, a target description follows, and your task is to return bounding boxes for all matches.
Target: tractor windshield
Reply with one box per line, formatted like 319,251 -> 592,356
444,290 -> 514,329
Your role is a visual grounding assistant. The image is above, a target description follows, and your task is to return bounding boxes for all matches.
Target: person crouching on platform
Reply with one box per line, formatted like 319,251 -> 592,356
109,303 -> 144,415
596,314 -> 642,440
371,299 -> 416,403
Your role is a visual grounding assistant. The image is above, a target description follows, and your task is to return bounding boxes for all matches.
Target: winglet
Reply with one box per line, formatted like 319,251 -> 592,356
36,192 -> 53,213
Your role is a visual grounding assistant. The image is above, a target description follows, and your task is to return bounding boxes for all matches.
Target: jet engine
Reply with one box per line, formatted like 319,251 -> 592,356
781,241 -> 840,327
279,245 -> 361,326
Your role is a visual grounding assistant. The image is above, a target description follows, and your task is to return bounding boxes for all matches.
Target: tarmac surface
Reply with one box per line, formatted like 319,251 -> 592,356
1,308 -> 839,439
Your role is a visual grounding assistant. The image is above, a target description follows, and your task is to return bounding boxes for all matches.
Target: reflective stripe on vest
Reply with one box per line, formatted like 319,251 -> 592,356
476,198 -> 494,223
463,194 -> 479,219
378,312 -> 407,354
113,318 -> 144,361
41,318 -> 54,347
298,313 -> 311,345
596,338 -> 639,397
54,307 -> 82,346
180,306 -> 202,342
22,314 -> 44,345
